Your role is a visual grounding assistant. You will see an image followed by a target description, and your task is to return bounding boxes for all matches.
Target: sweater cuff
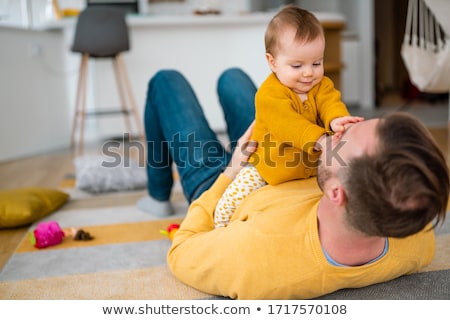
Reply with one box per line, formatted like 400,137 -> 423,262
302,126 -> 326,154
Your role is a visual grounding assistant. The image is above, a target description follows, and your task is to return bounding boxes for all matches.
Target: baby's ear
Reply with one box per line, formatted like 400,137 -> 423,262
265,53 -> 276,72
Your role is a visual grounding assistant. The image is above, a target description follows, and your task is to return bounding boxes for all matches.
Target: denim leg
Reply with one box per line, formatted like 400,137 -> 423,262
144,73 -> 174,201
217,68 -> 257,148
145,70 -> 231,203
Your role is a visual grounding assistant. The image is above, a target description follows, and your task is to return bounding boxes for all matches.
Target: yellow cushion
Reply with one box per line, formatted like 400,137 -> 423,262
0,187 -> 69,229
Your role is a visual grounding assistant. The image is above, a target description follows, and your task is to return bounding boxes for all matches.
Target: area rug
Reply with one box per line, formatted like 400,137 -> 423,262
1,186 -> 450,299
0,189 -> 217,300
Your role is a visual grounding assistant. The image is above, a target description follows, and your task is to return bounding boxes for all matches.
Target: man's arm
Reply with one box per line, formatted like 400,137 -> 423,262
167,122 -> 257,297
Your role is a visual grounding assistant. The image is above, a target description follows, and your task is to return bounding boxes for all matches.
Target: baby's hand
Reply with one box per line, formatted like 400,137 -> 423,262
330,116 -> 364,133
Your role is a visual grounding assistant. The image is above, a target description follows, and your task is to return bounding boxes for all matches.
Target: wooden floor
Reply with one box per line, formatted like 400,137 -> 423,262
1,110 -> 449,273
0,149 -> 74,271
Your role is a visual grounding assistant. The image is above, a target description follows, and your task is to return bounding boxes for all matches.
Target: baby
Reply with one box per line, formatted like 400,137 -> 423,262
214,5 -> 363,228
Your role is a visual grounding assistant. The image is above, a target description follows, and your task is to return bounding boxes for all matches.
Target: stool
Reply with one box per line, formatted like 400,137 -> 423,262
70,6 -> 144,156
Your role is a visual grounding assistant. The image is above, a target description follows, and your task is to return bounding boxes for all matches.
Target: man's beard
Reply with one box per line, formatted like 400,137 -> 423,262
317,161 -> 332,192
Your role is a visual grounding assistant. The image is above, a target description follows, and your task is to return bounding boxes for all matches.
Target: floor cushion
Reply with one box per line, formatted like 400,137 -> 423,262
0,187 -> 69,229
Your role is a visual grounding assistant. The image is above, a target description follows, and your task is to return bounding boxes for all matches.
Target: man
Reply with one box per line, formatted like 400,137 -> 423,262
138,68 -> 449,299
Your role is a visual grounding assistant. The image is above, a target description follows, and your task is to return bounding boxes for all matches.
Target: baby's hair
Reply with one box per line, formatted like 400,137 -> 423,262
265,5 -> 324,55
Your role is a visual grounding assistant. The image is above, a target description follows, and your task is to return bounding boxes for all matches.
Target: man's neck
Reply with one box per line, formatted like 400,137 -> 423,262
317,199 -> 386,266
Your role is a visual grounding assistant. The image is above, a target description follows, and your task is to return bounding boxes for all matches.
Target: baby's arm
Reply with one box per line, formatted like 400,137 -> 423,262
330,116 -> 364,133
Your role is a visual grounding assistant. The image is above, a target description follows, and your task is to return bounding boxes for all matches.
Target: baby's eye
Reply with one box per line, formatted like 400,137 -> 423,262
313,62 -> 322,67
291,64 -> 302,69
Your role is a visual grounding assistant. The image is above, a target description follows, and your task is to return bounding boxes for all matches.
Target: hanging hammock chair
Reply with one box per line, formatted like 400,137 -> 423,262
401,0 -> 450,93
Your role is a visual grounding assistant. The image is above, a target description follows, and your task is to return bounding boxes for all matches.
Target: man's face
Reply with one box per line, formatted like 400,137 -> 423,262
317,119 -> 379,190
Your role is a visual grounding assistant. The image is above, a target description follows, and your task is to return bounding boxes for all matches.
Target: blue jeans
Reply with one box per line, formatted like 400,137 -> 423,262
143,68 -> 257,203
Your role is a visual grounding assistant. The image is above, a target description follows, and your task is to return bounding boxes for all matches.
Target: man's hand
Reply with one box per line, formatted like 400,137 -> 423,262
223,121 -> 257,180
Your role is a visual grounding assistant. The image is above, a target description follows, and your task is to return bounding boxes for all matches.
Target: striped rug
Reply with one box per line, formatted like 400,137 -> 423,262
0,185 -> 218,300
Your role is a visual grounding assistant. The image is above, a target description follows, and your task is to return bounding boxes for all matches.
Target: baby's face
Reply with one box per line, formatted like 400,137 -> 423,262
267,28 -> 325,95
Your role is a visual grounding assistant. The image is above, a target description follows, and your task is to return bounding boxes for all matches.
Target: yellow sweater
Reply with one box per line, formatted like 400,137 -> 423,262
167,174 -> 435,300
250,73 -> 350,185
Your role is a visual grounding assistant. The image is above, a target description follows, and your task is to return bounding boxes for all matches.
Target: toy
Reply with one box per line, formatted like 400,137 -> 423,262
29,221 -> 64,248
29,221 -> 94,249
160,223 -> 180,241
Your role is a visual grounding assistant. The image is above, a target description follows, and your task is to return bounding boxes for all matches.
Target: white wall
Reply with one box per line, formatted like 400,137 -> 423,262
0,27 -> 74,161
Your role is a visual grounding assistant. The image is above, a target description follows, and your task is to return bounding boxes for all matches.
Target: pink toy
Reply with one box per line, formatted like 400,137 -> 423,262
29,221 -> 65,249
29,221 -> 95,249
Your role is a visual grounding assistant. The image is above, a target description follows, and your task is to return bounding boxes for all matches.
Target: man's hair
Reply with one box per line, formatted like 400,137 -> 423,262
342,112 -> 449,238
265,5 -> 324,55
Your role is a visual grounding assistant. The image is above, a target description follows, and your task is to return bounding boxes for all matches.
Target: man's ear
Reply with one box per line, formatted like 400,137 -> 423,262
266,53 -> 276,72
326,183 -> 346,207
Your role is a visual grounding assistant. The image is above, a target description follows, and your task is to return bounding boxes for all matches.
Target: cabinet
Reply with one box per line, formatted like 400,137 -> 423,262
298,0 -> 375,109
322,20 -> 344,91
